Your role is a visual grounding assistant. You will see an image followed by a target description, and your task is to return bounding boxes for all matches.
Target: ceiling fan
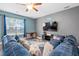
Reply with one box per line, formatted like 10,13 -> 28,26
17,3 -> 42,12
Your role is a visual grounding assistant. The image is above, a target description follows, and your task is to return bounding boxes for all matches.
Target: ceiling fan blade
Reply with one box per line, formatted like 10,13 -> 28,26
16,3 -> 26,6
33,3 -> 42,5
32,7 -> 38,11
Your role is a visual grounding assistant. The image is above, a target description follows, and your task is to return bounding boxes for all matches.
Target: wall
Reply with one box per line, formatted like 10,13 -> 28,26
36,6 -> 79,42
25,19 -> 36,33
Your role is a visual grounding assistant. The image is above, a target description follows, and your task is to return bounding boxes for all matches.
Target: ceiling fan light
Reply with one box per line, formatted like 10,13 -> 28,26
27,5 -> 33,10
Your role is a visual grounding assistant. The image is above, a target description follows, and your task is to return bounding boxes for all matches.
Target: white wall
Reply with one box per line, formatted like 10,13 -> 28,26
36,6 -> 79,42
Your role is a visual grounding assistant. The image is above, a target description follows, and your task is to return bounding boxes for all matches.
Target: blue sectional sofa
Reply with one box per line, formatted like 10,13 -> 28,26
1,35 -> 79,56
49,35 -> 79,56
2,35 -> 31,56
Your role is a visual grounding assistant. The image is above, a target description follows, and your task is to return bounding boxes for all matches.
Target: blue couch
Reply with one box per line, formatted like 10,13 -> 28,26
50,35 -> 65,48
49,35 -> 78,56
2,35 -> 31,56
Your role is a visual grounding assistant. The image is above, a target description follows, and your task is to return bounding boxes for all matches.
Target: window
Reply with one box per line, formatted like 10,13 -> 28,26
5,16 -> 24,37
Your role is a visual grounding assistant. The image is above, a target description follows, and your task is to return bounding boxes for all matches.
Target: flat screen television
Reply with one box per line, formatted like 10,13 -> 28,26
43,21 -> 58,31
51,21 -> 58,31
43,22 -> 50,31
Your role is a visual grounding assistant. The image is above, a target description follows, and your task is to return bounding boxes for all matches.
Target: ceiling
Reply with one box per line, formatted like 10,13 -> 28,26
0,3 -> 79,19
